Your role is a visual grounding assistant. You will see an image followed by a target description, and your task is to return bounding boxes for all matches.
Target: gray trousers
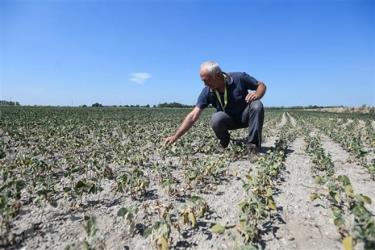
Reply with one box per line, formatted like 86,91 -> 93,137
210,100 -> 264,149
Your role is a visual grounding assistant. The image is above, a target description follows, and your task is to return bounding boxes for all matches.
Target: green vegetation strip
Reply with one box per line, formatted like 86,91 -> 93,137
305,135 -> 375,249
295,110 -> 375,178
236,124 -> 296,248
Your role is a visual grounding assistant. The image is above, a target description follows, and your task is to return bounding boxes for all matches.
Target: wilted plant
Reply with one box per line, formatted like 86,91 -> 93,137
141,202 -> 175,250
117,205 -> 139,236
74,214 -> 105,250
115,168 -> 150,199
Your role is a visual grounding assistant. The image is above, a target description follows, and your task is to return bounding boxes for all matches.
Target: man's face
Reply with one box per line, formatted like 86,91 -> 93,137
200,69 -> 220,90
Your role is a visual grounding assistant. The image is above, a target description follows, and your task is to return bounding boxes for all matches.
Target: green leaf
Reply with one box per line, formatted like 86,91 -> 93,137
338,175 -> 350,186
142,227 -> 153,237
359,195 -> 372,205
71,166 -> 82,173
210,223 -> 225,234
344,185 -> 354,197
188,211 -> 197,228
82,240 -> 90,250
266,188 -> 273,197
267,198 -> 277,210
37,189 -> 51,196
190,195 -> 202,203
333,217 -> 345,227
0,149 -> 6,159
314,176 -> 323,184
180,212 -> 189,224
75,180 -> 86,189
83,214 -> 97,237
310,192 -> 319,201
117,207 -> 129,217
333,193 -> 340,203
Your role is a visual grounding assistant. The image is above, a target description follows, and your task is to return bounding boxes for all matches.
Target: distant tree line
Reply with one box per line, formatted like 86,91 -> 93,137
0,100 -> 20,106
266,105 -> 345,110
85,103 -> 151,108
82,102 -> 194,108
79,103 -> 374,111
157,102 -> 194,108
91,103 -> 103,107
0,99 -> 372,110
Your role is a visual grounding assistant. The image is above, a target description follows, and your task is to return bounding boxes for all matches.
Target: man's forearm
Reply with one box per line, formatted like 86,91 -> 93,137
256,82 -> 267,99
173,114 -> 196,139
165,107 -> 202,146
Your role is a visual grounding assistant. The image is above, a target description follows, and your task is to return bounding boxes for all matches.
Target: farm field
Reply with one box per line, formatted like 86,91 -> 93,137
0,107 -> 374,250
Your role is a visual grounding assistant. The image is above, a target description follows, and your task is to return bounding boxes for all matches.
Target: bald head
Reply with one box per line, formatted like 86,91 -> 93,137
200,61 -> 222,77
199,61 -> 225,91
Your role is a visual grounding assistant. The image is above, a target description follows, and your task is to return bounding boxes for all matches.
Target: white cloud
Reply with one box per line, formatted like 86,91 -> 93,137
130,72 -> 152,84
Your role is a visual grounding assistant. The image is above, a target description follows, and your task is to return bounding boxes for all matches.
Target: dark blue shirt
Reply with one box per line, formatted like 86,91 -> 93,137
196,72 -> 259,121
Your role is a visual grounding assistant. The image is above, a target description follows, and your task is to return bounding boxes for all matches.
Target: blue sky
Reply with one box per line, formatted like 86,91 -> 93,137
1,0 -> 374,107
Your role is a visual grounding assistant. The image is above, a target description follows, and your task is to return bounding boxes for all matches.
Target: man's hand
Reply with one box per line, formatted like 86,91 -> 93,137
245,92 -> 259,103
163,107 -> 202,147
164,135 -> 178,146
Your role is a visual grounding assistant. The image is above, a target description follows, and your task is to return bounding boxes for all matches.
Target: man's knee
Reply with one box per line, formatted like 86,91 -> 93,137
249,100 -> 264,112
210,111 -> 227,129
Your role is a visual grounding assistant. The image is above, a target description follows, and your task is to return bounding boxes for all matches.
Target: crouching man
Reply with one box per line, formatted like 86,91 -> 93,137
164,60 -> 266,158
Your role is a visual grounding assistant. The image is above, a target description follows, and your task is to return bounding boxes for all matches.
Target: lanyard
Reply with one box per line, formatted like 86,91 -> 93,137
215,83 -> 227,111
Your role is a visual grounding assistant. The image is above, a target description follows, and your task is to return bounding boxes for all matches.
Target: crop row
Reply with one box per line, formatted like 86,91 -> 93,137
291,111 -> 375,178
236,122 -> 297,248
305,134 -> 375,249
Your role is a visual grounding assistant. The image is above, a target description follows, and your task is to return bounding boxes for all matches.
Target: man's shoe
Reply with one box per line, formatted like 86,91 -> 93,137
246,143 -> 259,162
219,137 -> 230,148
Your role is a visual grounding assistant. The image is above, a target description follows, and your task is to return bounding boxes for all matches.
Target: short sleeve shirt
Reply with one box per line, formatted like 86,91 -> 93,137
196,72 -> 259,121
